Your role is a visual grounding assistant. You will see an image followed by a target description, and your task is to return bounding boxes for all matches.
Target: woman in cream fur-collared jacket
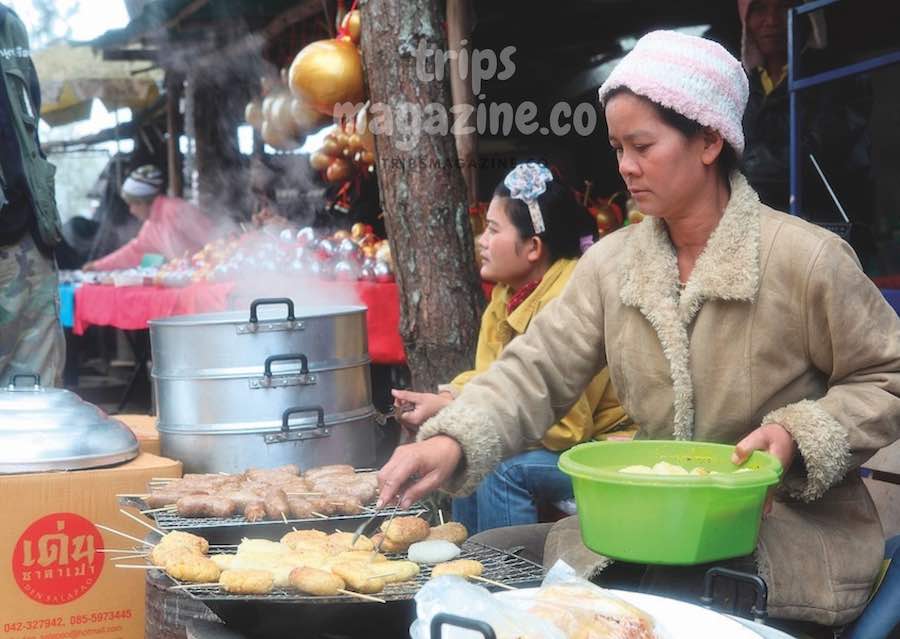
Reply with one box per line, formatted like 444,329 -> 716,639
377,31 -> 900,627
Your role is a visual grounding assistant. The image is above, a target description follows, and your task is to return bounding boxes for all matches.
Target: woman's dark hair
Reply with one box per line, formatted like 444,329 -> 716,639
493,173 -> 595,262
604,87 -> 738,181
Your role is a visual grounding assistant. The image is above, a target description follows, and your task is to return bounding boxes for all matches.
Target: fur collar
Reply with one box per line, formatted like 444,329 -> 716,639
619,172 -> 761,439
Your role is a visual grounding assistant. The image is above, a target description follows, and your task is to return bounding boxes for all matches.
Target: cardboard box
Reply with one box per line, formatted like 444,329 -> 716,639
116,415 -> 160,456
0,453 -> 182,639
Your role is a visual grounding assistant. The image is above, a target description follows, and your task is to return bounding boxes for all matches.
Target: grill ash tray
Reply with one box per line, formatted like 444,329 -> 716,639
165,541 -> 544,639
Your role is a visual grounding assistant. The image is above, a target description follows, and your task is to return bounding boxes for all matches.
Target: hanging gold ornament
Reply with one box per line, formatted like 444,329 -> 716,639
288,39 -> 365,116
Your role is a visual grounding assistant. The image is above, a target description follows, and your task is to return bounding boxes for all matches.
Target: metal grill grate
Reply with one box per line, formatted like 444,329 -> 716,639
140,501 -> 428,532
170,541 -> 544,603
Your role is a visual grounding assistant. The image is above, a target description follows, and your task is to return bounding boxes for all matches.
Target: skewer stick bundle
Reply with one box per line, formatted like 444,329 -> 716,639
119,509 -> 165,536
96,524 -> 155,547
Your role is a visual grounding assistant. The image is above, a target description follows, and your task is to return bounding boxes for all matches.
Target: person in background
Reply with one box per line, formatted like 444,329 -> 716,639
83,165 -> 218,271
391,163 -> 633,534
0,4 -> 65,387
739,0 -> 871,227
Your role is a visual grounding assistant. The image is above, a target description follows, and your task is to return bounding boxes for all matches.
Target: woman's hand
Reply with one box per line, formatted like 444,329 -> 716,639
81,261 -> 97,272
391,389 -> 453,430
732,422 -> 798,514
377,435 -> 463,508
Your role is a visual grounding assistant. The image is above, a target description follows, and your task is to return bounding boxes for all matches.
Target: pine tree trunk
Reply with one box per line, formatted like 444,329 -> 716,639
360,0 -> 484,391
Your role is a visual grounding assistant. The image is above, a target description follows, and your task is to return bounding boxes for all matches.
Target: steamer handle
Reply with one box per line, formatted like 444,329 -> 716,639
9,373 -> 41,389
281,405 -> 325,433
249,298 -> 295,323
264,353 -> 309,377
430,614 -> 496,639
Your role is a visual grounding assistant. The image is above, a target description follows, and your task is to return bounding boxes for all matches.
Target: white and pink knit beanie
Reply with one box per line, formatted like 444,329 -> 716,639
598,30 -> 749,156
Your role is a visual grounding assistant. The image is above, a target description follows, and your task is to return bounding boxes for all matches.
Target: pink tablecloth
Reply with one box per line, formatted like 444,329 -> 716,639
72,279 -> 407,365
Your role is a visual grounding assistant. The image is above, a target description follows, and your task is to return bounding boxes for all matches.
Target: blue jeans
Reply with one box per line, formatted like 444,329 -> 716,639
843,535 -> 900,639
451,449 -> 573,535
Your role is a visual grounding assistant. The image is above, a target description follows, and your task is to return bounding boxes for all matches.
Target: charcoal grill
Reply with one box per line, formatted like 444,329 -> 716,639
166,541 -> 544,638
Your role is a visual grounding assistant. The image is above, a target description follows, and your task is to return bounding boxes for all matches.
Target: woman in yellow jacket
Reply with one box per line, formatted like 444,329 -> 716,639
392,163 -> 633,533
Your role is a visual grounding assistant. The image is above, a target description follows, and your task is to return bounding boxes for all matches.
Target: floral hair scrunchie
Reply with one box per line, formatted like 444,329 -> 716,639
503,162 -> 553,234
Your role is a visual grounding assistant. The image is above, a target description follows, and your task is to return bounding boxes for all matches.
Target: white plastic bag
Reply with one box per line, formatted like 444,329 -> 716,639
410,576 -> 565,639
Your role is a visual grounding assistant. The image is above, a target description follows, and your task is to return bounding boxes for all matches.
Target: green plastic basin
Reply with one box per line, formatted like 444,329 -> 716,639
558,440 -> 783,565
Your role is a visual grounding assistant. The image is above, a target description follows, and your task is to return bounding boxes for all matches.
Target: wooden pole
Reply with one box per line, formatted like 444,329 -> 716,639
165,72 -> 184,197
447,0 -> 478,208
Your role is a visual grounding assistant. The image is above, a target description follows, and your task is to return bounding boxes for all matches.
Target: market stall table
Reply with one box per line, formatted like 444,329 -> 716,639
71,280 -> 406,365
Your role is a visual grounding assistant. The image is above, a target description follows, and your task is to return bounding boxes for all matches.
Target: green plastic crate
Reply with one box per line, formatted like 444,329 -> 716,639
558,440 -> 782,565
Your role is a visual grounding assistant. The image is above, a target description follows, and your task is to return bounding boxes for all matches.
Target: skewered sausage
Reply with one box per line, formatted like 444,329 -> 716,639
289,566 -> 345,596
219,569 -> 274,594
263,488 -> 290,520
245,464 -> 301,480
286,497 -> 315,519
431,559 -> 484,579
243,501 -> 266,522
326,495 -> 364,515
303,465 -> 355,482
176,495 -> 236,518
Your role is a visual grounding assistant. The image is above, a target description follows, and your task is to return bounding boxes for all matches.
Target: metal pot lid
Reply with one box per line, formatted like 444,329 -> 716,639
148,302 -> 367,327
0,374 -> 139,474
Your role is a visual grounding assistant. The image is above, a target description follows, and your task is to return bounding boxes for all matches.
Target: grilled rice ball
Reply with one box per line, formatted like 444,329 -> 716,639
289,566 -> 346,596
219,569 -> 275,594
331,562 -> 386,594
150,543 -> 198,567
165,555 -> 221,583
209,554 -> 235,571
430,559 -> 484,579
380,516 -> 430,545
370,532 -> 409,554
426,522 -> 469,545
328,531 -> 374,552
335,550 -> 387,563
159,530 -> 209,555
381,559 -> 421,584
281,529 -> 329,551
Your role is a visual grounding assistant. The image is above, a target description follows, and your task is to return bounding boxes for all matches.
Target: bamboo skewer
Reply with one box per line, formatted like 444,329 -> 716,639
438,509 -> 445,526
281,512 -> 289,525
310,512 -> 329,519
113,553 -> 153,561
98,548 -> 148,554
169,582 -> 218,590
338,589 -> 386,603
115,564 -> 158,569
97,524 -> 155,547
285,492 -> 323,496
141,505 -> 177,514
119,508 -> 165,536
468,575 -> 516,590
117,493 -> 150,498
